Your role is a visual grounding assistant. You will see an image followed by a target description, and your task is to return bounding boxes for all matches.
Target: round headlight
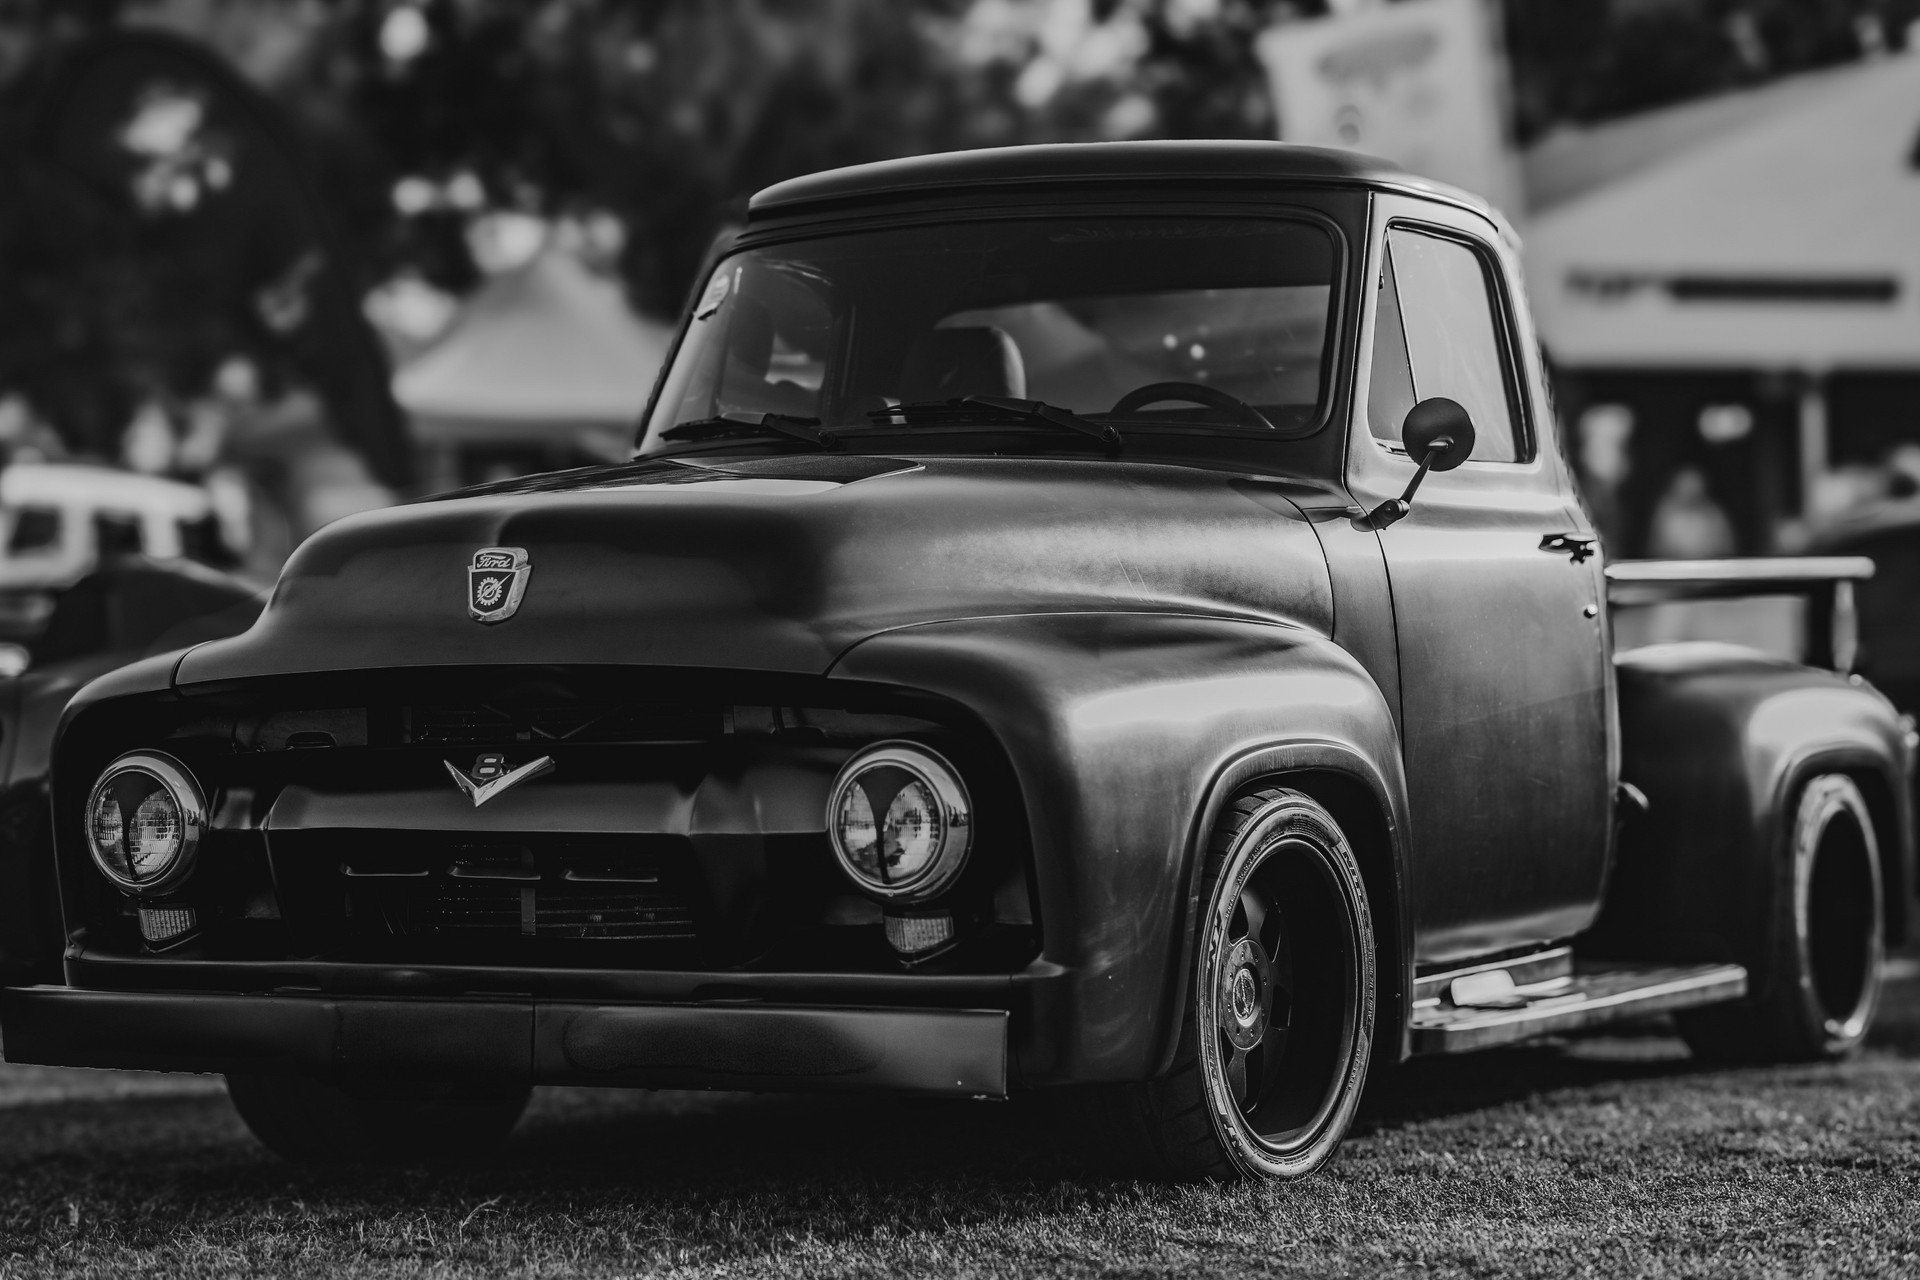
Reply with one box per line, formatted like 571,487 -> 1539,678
827,741 -> 971,902
84,751 -> 206,895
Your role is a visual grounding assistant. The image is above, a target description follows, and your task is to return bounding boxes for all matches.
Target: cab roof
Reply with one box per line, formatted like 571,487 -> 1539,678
749,140 -> 1495,222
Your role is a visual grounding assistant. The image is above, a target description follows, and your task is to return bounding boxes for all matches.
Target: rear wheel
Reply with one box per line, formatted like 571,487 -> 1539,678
1072,788 -> 1375,1180
1679,773 -> 1884,1062
226,1074 -> 529,1164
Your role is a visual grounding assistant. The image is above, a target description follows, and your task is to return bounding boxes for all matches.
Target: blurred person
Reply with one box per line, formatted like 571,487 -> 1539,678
0,395 -> 65,468
120,400 -> 178,475
1647,465 -> 1736,560
212,360 -> 393,580
1883,442 -> 1920,499
1575,403 -> 1633,549
1629,465 -> 1807,657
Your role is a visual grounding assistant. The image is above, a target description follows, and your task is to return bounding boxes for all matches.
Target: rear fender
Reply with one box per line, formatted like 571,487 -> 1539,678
1590,643 -> 1915,989
829,611 -> 1409,1086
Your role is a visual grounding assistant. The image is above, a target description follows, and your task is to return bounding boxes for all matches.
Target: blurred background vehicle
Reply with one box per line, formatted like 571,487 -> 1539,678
0,556 -> 261,985
0,462 -> 234,647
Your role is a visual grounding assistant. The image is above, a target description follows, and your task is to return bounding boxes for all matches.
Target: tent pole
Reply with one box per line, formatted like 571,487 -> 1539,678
1798,374 -> 1828,520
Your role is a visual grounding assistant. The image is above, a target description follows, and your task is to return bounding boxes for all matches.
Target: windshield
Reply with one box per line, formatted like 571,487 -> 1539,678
639,216 -> 1337,450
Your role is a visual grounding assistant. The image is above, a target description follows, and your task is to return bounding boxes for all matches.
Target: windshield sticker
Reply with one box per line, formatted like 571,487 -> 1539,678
694,269 -> 733,320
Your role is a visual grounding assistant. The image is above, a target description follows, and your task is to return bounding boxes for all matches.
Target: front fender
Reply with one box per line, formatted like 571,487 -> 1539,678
1590,643 -> 1915,986
829,610 -> 1408,1086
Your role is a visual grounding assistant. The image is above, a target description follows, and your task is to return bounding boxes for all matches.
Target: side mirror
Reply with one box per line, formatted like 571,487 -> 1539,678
1356,397 -> 1477,531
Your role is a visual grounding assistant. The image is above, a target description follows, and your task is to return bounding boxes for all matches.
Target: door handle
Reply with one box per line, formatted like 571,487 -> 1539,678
1539,532 -> 1597,563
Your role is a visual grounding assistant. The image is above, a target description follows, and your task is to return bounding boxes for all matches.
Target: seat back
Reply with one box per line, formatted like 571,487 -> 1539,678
899,326 -> 1027,402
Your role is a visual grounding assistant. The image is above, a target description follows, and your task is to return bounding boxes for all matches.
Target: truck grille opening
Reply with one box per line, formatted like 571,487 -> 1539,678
272,831 -> 706,950
412,881 -> 698,942
73,671 -> 1042,974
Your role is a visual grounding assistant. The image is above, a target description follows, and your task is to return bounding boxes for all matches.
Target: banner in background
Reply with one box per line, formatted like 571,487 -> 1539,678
1255,0 -> 1520,217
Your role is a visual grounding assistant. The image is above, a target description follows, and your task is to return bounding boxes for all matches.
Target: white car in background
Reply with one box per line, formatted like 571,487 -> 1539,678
0,464 -> 236,647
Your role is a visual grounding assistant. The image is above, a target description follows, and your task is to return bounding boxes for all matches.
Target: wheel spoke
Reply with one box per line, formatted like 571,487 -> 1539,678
1239,886 -> 1267,953
1225,1040 -> 1250,1105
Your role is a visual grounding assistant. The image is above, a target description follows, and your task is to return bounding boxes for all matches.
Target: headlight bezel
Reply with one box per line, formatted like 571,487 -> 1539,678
84,750 -> 207,896
826,740 -> 972,903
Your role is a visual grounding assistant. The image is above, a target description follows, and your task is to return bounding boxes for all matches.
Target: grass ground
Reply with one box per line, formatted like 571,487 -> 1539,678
2,974 -> 1918,1278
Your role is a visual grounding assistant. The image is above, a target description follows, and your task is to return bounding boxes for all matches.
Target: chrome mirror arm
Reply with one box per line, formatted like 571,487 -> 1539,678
1354,435 -> 1454,532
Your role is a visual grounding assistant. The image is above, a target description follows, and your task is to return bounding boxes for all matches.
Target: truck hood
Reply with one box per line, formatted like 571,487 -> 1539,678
176,453 -> 1334,686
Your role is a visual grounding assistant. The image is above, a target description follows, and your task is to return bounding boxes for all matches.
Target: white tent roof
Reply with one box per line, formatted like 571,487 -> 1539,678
394,249 -> 673,435
1521,61 -> 1863,214
1524,51 -> 1920,371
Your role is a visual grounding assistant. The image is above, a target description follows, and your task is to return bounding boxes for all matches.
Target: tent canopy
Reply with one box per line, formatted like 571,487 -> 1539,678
394,249 -> 674,437
1524,52 -> 1920,371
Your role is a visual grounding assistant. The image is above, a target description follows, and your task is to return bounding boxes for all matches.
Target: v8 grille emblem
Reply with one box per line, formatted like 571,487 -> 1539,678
444,752 -> 555,807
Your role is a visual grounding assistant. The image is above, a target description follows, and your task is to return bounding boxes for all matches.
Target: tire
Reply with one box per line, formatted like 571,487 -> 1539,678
225,1074 -> 530,1164
1072,788 -> 1376,1180
1679,773 -> 1885,1063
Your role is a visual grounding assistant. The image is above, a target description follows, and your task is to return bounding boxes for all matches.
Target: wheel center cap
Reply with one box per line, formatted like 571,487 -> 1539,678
1231,967 -> 1259,1024
1220,937 -> 1270,1050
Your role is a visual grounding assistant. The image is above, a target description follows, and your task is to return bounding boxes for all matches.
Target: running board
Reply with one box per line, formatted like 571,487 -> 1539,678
1408,961 -> 1747,1055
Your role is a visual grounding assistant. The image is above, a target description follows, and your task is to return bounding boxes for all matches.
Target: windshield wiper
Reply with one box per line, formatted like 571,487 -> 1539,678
658,413 -> 838,449
869,396 -> 1123,451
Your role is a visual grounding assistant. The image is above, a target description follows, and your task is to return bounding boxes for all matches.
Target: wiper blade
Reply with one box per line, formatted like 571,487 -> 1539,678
659,413 -> 837,448
870,396 -> 1123,450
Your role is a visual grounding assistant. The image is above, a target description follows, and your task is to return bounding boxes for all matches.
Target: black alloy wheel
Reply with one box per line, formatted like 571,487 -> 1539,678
1680,773 -> 1885,1062
1070,788 -> 1375,1180
1195,789 -> 1374,1176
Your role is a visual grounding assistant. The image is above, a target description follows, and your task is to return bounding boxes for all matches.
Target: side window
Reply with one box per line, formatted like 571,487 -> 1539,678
1366,249 -> 1417,445
6,506 -> 60,555
1368,227 -> 1524,463
93,511 -> 144,560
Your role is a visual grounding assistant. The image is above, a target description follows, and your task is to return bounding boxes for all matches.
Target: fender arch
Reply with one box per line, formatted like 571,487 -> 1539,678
1164,740 -> 1412,1075
1588,642 -> 1915,995
829,610 -> 1409,1086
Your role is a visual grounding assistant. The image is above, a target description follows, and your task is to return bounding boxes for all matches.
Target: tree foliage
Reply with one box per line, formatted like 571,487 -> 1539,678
0,0 -> 1912,460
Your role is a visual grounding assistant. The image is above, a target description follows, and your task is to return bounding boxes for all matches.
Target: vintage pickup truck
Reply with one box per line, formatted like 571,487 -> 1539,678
3,142 -> 1910,1181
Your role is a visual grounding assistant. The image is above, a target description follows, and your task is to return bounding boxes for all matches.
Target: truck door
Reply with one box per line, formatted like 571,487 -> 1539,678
1347,205 -> 1614,966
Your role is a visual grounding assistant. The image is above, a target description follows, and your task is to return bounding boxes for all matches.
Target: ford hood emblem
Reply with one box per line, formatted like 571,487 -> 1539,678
468,546 -> 531,623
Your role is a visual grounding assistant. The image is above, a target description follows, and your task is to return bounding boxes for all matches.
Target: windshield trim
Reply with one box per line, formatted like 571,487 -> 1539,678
635,203 -> 1352,459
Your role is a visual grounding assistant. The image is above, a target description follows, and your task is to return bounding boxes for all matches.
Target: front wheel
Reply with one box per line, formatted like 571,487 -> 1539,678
1679,773 -> 1885,1062
226,1074 -> 530,1164
1073,788 -> 1375,1180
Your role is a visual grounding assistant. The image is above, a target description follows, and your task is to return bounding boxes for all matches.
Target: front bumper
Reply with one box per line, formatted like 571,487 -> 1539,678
0,986 -> 1009,1098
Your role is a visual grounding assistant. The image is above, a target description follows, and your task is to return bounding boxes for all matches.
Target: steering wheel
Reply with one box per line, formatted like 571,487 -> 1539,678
1110,381 -> 1274,431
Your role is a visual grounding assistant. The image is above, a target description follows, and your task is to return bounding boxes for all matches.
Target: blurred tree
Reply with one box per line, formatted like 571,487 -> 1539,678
0,0 -> 1002,458
0,22 -> 409,482
1505,0 -> 1920,140
3,0 -> 1917,465
279,0 -> 1001,315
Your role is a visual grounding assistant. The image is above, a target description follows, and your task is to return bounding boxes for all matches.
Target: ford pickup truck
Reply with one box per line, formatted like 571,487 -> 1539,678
3,142 -> 1908,1181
